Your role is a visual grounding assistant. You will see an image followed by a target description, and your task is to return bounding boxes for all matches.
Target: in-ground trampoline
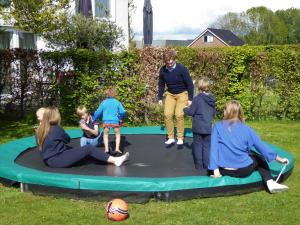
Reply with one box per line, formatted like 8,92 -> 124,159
0,126 -> 294,203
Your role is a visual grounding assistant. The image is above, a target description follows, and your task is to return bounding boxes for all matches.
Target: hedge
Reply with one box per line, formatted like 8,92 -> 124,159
0,45 -> 299,124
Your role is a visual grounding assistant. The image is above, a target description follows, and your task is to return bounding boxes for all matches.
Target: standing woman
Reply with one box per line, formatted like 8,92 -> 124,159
209,100 -> 289,193
35,107 -> 129,168
158,49 -> 194,145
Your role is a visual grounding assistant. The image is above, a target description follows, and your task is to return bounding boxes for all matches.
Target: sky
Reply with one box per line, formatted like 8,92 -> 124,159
131,0 -> 300,41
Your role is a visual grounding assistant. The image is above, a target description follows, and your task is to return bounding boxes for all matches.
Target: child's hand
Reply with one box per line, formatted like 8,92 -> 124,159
210,168 -> 222,178
276,156 -> 289,165
80,123 -> 89,131
281,158 -> 289,165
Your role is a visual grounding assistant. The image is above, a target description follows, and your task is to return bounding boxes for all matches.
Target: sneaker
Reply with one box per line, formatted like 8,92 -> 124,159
177,139 -> 184,145
266,180 -> 289,193
165,138 -> 175,145
115,152 -> 130,167
112,150 -> 123,157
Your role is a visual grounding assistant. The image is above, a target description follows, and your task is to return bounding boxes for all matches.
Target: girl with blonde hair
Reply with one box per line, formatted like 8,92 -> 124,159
209,100 -> 289,193
36,107 -> 129,168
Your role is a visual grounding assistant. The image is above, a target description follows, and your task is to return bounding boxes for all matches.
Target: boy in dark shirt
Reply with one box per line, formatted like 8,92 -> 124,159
184,77 -> 215,170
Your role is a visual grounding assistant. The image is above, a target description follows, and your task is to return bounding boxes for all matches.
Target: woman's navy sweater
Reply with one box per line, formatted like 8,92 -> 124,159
158,63 -> 194,101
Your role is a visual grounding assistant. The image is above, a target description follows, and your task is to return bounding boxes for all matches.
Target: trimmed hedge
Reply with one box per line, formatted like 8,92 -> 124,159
0,45 -> 299,124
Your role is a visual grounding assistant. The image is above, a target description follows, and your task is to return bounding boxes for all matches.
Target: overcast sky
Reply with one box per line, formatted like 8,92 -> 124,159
131,0 -> 300,40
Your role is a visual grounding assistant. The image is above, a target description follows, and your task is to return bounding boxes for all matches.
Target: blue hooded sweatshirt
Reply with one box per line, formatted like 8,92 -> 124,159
93,97 -> 126,124
208,121 -> 277,170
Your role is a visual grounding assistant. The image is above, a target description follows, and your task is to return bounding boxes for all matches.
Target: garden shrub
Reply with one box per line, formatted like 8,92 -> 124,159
0,45 -> 299,124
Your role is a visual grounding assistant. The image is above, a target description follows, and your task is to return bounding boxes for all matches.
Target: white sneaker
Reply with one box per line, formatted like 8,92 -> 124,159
177,139 -> 184,145
115,152 -> 130,167
165,138 -> 175,145
267,180 -> 289,193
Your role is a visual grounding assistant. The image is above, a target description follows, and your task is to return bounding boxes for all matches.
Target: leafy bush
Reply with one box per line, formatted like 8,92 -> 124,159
1,45 -> 299,124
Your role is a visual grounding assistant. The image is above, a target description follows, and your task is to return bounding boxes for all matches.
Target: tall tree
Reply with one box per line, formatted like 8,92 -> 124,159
0,0 -> 70,34
45,14 -> 122,50
0,0 -> 123,50
245,6 -> 288,45
210,6 -> 299,45
211,12 -> 248,37
276,8 -> 300,44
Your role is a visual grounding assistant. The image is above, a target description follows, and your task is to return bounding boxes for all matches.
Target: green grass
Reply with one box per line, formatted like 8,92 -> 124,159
0,120 -> 299,225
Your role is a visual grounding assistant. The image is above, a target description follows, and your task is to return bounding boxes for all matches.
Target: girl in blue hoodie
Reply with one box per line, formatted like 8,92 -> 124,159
209,100 -> 289,193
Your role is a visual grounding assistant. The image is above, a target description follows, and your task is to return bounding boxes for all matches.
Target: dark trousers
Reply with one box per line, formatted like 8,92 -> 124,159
46,145 -> 110,168
193,133 -> 211,170
219,154 -> 273,183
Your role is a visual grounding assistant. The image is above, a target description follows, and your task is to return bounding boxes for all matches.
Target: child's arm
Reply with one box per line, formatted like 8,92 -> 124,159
92,102 -> 104,121
58,126 -> 71,144
79,122 -> 99,136
208,125 -> 220,172
118,102 -> 126,119
90,123 -> 99,136
248,127 -> 277,162
183,99 -> 197,116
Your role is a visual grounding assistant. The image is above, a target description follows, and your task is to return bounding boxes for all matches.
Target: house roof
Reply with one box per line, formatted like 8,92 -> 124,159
135,39 -> 193,48
165,39 -> 193,46
188,28 -> 244,47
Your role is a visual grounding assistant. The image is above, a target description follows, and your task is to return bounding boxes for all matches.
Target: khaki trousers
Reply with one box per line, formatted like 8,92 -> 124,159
164,91 -> 188,140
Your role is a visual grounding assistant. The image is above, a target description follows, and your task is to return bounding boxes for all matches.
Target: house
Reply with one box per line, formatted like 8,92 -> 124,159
188,28 -> 244,48
0,0 -> 129,50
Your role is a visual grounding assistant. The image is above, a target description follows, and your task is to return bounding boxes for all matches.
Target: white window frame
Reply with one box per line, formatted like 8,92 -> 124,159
204,35 -> 213,43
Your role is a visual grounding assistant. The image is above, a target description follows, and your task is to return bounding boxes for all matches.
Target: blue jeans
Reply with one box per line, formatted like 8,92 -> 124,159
80,131 -> 104,147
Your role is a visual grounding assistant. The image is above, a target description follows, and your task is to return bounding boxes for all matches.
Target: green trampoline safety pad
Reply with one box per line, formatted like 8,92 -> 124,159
0,126 -> 294,192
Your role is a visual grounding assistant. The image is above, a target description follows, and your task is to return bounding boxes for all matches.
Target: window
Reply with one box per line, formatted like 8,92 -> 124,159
95,0 -> 110,18
204,35 -> 213,43
0,31 -> 12,49
19,32 -> 36,49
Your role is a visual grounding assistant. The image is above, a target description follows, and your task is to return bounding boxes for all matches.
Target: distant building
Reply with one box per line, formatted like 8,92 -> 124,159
135,39 -> 193,48
0,0 -> 129,50
188,28 -> 244,48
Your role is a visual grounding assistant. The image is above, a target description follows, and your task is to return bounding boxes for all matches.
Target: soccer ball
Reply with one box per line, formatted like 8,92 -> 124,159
105,198 -> 129,221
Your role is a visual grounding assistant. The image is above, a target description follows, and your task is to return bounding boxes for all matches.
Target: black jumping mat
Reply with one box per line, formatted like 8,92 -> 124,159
16,135 -> 207,177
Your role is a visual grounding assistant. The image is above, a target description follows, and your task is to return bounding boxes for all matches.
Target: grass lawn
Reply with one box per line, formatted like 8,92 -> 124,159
0,120 -> 299,225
